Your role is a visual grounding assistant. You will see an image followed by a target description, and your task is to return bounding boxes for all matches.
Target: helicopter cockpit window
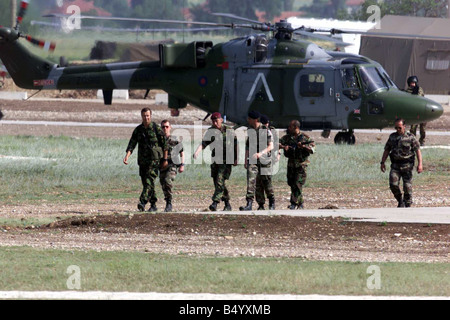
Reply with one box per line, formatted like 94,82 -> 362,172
300,73 -> 325,97
379,67 -> 397,88
358,67 -> 388,94
342,68 -> 359,89
341,68 -> 361,100
255,36 -> 268,63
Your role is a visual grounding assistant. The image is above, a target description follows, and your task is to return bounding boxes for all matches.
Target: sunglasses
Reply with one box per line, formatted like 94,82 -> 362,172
161,125 -> 170,128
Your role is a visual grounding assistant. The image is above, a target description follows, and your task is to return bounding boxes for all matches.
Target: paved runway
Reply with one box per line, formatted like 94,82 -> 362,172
0,290 -> 448,300
2,120 -> 450,136
193,207 -> 450,224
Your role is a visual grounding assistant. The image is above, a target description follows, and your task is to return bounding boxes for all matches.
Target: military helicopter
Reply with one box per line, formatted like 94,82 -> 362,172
0,2 -> 444,144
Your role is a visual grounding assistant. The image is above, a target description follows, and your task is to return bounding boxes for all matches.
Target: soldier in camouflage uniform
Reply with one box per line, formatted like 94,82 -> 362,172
124,108 -> 168,212
279,120 -> 315,209
255,114 -> 279,210
240,111 -> 274,211
381,118 -> 423,208
159,120 -> 185,212
193,112 -> 238,211
406,76 -> 427,146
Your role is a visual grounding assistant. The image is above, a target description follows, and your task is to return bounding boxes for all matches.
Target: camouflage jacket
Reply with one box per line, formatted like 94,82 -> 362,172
279,132 -> 315,167
385,132 -> 420,164
126,122 -> 168,166
167,135 -> 184,166
406,86 -> 425,97
245,124 -> 273,151
202,124 -> 237,164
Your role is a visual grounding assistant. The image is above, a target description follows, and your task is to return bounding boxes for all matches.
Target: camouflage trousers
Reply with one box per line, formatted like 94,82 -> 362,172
389,162 -> 414,205
160,165 -> 178,202
211,164 -> 232,202
287,165 -> 307,205
256,174 -> 274,205
410,123 -> 427,145
246,163 -> 274,202
139,161 -> 160,205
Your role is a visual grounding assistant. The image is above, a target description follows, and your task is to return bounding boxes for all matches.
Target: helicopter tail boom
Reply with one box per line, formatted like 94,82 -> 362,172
0,27 -> 57,89
0,27 -> 167,93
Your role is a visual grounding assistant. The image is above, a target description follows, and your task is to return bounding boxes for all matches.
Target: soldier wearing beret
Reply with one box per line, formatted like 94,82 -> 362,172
255,114 -> 279,210
194,112 -> 238,211
240,110 -> 275,211
381,118 -> 423,207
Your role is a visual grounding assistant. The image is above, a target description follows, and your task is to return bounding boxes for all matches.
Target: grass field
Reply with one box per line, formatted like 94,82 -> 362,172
0,247 -> 448,296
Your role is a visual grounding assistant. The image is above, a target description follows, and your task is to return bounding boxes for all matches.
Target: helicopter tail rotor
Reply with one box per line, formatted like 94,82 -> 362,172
14,1 -> 57,52
21,33 -> 56,52
15,0 -> 30,30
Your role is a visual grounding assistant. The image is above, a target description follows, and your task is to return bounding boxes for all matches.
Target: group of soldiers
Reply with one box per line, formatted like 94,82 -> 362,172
123,108 -> 315,213
124,75 -> 427,212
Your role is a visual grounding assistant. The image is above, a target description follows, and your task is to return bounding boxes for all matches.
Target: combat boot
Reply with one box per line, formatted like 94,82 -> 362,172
209,201 -> 219,211
223,200 -> 232,211
239,200 -> 253,211
164,200 -> 172,212
137,202 -> 145,212
396,197 -> 405,208
268,198 -> 275,210
288,203 -> 296,210
257,204 -> 265,210
148,203 -> 157,212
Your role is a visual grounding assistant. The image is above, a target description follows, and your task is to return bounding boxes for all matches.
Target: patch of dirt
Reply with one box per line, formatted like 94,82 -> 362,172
45,213 -> 447,241
0,212 -> 448,263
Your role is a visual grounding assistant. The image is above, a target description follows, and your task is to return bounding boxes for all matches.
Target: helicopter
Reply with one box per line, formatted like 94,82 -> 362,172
0,2 -> 444,144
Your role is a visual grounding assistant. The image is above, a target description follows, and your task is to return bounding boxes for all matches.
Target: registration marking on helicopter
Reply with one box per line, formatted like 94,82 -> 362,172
247,73 -> 274,102
33,79 -> 54,87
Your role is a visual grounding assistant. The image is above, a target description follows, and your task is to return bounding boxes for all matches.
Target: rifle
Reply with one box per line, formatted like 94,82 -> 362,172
280,135 -> 314,150
279,134 -> 314,159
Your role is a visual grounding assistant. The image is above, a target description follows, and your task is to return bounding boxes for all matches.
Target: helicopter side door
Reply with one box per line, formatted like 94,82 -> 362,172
294,69 -> 336,119
237,66 -> 283,119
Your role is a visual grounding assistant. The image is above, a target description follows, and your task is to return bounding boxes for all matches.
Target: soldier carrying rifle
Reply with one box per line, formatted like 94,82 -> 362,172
279,120 -> 315,209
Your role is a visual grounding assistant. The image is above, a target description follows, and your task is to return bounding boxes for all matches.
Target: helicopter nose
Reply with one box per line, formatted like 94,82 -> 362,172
425,101 -> 444,120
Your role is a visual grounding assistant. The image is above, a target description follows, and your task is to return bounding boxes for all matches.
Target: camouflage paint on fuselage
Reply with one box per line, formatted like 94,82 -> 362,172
0,26 -> 443,130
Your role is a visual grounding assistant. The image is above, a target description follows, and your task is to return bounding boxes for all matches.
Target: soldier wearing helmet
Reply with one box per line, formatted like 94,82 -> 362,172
406,76 -> 426,146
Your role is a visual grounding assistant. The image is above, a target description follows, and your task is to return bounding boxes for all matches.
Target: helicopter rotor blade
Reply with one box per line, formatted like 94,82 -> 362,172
329,28 -> 450,41
210,12 -> 274,32
294,28 -> 351,47
44,14 -> 252,29
31,20 -> 229,33
210,12 -> 262,25
15,0 -> 30,30
20,33 -> 56,52
42,14 -> 274,32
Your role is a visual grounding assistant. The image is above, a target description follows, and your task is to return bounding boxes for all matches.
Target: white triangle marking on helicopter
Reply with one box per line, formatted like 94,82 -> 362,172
246,73 -> 274,102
